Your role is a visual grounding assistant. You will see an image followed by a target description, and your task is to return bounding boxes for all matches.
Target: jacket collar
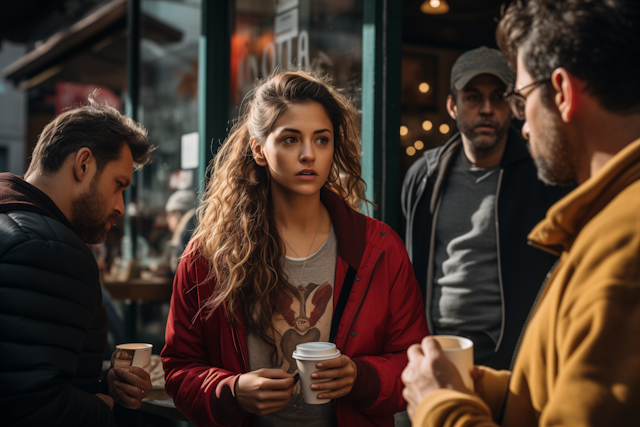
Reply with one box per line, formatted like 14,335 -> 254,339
320,187 -> 367,270
0,172 -> 78,234
528,137 -> 640,255
424,132 -> 462,179
429,136 -> 461,213
427,127 -> 530,213
424,126 -> 530,177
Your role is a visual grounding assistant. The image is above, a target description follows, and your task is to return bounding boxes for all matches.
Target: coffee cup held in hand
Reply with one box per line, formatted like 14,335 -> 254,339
431,335 -> 474,391
112,343 -> 153,369
292,342 -> 341,404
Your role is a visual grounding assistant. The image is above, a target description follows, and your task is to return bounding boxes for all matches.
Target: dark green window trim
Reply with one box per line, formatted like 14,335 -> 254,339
198,0 -> 231,195
361,0 -> 402,232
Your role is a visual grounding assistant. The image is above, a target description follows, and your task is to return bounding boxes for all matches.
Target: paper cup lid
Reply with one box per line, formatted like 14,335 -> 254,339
292,342 -> 341,361
432,335 -> 474,351
116,343 -> 153,350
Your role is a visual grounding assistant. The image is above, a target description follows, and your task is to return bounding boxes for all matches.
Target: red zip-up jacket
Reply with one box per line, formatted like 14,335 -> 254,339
161,189 -> 430,426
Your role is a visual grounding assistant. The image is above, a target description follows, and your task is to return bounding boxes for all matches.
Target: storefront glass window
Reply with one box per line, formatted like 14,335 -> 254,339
231,0 -> 363,117
127,0 -> 200,275
400,46 -> 461,177
103,0 -> 202,348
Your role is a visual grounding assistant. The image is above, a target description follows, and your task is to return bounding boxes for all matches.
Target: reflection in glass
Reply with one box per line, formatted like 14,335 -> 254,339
131,0 -> 201,272
231,0 -> 363,117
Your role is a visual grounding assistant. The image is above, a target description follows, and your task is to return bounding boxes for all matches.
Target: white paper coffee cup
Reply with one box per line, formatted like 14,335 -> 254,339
292,342 -> 341,404
114,343 -> 153,369
431,335 -> 474,391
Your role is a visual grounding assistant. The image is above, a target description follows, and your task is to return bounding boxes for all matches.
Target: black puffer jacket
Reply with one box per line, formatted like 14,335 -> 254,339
0,173 -> 113,427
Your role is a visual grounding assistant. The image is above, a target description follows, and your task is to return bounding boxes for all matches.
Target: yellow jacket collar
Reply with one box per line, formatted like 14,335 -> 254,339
528,137 -> 640,255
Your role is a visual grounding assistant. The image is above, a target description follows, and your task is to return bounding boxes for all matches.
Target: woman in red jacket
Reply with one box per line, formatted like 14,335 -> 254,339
161,70 -> 429,427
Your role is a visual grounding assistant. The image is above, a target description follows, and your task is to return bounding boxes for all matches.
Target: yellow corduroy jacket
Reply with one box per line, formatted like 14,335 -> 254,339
414,137 -> 640,427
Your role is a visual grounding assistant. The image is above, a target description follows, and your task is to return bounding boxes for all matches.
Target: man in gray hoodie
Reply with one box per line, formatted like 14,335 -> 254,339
402,47 -> 569,369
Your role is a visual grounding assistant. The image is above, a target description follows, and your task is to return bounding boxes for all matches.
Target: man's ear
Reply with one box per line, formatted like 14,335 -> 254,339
446,95 -> 458,120
73,148 -> 93,182
551,68 -> 583,123
250,138 -> 267,167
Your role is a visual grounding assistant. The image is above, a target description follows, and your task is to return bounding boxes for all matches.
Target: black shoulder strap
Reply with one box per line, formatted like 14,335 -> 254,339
330,266 -> 357,343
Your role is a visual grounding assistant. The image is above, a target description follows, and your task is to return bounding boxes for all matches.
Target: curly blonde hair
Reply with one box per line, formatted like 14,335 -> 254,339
188,70 -> 373,352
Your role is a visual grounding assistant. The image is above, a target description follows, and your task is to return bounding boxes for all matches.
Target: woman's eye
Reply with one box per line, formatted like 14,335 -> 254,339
282,136 -> 297,144
316,137 -> 329,145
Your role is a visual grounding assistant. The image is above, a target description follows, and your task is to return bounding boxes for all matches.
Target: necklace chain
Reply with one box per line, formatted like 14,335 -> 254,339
283,210 -> 325,287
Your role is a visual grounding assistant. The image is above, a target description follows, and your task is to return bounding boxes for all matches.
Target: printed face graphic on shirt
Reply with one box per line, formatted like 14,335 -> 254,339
276,282 -> 333,373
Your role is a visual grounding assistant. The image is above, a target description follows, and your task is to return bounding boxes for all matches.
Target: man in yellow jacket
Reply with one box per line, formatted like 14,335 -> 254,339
401,0 -> 640,426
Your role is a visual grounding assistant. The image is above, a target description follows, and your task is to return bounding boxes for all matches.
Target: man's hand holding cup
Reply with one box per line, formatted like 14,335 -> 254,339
401,336 -> 475,420
107,366 -> 152,409
108,343 -> 154,409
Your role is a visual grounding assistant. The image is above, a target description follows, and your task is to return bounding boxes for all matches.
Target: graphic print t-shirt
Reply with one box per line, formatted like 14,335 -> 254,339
247,226 -> 337,427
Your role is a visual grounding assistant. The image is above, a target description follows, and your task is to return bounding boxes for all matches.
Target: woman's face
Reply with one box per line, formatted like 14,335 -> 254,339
254,101 -> 335,199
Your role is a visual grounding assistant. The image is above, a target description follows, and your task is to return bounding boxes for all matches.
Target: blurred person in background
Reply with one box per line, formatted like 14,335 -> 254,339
0,98 -> 154,426
164,189 -> 197,273
402,0 -> 640,426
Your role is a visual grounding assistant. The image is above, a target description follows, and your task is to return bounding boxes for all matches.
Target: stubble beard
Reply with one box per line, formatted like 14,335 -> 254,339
71,179 -> 113,244
457,115 -> 510,154
529,102 -> 577,187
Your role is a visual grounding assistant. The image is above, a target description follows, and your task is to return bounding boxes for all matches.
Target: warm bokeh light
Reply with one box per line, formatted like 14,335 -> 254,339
400,126 -> 409,136
406,146 -> 417,156
414,140 -> 425,150
419,82 -> 430,93
421,0 -> 449,14
439,124 -> 450,134
422,120 -> 433,131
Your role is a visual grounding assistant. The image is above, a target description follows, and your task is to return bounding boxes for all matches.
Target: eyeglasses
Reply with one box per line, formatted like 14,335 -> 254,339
503,79 -> 551,120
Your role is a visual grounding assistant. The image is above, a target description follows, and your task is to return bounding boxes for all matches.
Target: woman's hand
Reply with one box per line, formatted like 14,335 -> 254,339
236,369 -> 295,416
309,355 -> 357,399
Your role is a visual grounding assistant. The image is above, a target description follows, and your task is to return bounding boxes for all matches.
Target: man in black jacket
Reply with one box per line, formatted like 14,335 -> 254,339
0,98 -> 154,426
401,47 -> 569,369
